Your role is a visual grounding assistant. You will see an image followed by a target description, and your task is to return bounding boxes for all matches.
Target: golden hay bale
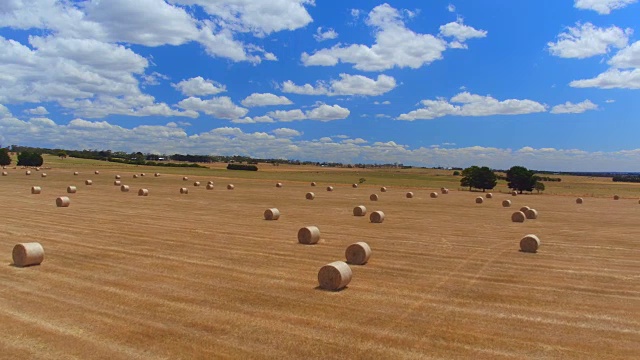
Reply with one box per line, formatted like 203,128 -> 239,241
73,171 -> 79,175
519,206 -> 530,213
207,181 -> 214,185
133,174 -> 139,178
41,173 -> 47,177
613,195 -> 620,200
369,194 -> 379,201
115,175 -> 121,179
311,182 -> 317,186
138,188 -> 149,196
511,211 -> 526,223
380,186 -> 387,192
227,184 -> 234,190
476,197 -> 484,204
56,196 -> 70,207
511,191 -> 517,196
35,167 -> 40,171
486,193 -> 493,198
194,181 -> 201,186
525,209 -> 538,219
306,192 -> 315,200
318,261 -> 352,291
121,185 -> 130,192
370,210 -> 385,223
180,187 -> 188,194
94,170 -> 100,174
154,173 -> 160,177
276,182 -> 283,188
576,197 -> 583,204
66,186 -> 77,194
298,226 -> 320,245
85,180 -> 92,185
353,205 -> 367,216
406,192 -> 414,198
183,176 -> 189,181
1,171 -> 7,176
345,242 -> 371,265
520,234 -> 540,253
264,208 -> 280,220
140,173 -> 145,177
206,183 -> 214,190
502,199 -> 512,207
25,170 -> 31,175
442,188 -> 449,194
114,180 -> 121,186
352,183 -> 358,188
12,242 -> 44,267
31,186 -> 41,194
326,186 -> 334,192
430,192 -> 438,198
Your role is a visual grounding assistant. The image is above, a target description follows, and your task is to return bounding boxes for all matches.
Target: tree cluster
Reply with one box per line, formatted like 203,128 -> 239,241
506,166 -> 538,193
17,151 -> 44,167
460,166 -> 497,192
0,148 -> 11,166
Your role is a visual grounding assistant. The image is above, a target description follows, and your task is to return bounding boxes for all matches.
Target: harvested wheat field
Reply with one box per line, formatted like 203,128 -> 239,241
0,165 -> 639,359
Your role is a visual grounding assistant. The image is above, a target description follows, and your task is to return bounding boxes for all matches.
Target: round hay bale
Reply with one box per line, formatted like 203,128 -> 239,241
353,205 -> 366,216
519,206 -> 530,213
140,173 -> 145,177
35,168 -> 40,171
183,176 -> 189,181
520,234 -> 540,253
502,199 -> 512,207
511,211 -> 526,223
576,197 -> 583,204
276,182 -> 283,188
121,185 -> 130,192
352,183 -> 358,188
114,180 -> 121,186
66,186 -> 77,194
430,192 -> 438,198
85,180 -> 92,185
380,187 -> 387,192
115,175 -> 121,179
326,186 -> 334,192
73,171 -> 79,175
370,210 -> 385,223
227,184 -> 234,190
406,192 -> 414,198
511,191 -> 518,196
133,174 -> 139,178
56,196 -> 70,207
264,208 -> 280,220
1,171 -> 7,176
207,181 -> 214,185
525,209 -> 538,219
194,181 -> 201,187
138,188 -> 149,196
25,170 -> 31,175
486,193 -> 493,199
345,242 -> 371,265
442,188 -> 449,194
206,183 -> 214,190
41,173 -> 47,178
311,182 -> 317,186
180,187 -> 188,194
318,261 -> 352,291
12,242 -> 44,267
154,173 -> 160,177
298,226 -> 320,245
31,186 -> 41,194
305,192 -> 315,200
475,197 -> 484,204
369,194 -> 379,201
614,195 -> 620,200
94,170 -> 100,175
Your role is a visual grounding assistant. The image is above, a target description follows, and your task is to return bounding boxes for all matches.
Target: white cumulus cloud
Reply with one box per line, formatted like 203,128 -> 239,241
548,23 -> 631,59
272,128 -> 302,137
550,100 -> 598,114
574,0 -> 638,14
177,96 -> 248,119
282,74 -> 397,96
241,93 -> 293,107
314,27 -> 338,41
173,77 -> 227,96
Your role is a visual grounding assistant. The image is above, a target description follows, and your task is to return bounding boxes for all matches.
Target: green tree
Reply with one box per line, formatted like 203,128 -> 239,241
17,151 -> 44,167
460,166 -> 497,192
452,170 -> 460,176
0,148 -> 11,166
57,150 -> 67,159
460,166 -> 479,191
534,182 -> 545,193
506,166 -> 537,193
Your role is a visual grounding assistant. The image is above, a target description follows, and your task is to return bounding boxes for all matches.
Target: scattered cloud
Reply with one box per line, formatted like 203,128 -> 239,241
267,104 -> 350,122
282,74 -> 397,96
570,68 -> 640,89
141,72 -> 170,86
606,99 -> 616,103
240,93 -> 293,107
271,128 -> 302,137
550,100 -> 598,114
548,23 -> 631,59
173,77 -> 226,96
574,0 -> 638,14
447,4 -> 456,12
439,18 -> 487,49
374,100 -> 391,105
314,27 -> 338,41
26,106 -> 49,115
177,96 -> 248,119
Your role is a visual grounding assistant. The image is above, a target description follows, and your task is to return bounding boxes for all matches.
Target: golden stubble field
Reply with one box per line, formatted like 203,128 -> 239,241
0,166 -> 639,359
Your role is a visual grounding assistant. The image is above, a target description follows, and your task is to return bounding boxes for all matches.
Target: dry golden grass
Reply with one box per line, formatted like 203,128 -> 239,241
0,165 -> 639,359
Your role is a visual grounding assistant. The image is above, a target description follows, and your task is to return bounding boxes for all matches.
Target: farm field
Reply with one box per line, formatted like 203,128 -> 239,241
0,161 -> 639,359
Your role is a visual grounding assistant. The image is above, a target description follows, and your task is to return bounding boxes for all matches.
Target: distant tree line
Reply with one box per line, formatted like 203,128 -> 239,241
612,175 -> 640,183
227,164 -> 258,171
459,165 -> 549,193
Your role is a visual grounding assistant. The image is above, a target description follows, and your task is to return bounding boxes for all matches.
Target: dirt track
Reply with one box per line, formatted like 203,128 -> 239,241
1,168 -> 639,359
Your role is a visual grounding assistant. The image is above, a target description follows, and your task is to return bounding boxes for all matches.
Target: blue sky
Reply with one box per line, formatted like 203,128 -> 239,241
1,0 -> 639,171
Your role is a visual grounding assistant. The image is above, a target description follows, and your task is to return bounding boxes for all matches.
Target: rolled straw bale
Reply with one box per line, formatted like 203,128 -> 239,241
12,242 -> 44,267
370,210 -> 385,223
41,173 -> 47,178
519,206 -> 530,213
576,197 -> 583,204
183,176 -> 189,181
306,192 -> 315,200
140,173 -> 145,177
318,261 -> 352,291
35,168 -> 40,171
430,192 -> 438,198
352,183 -> 358,188
66,186 -> 77,194
194,181 -> 201,186
115,175 -> 121,179
1,172 -> 7,176
264,208 -> 280,220
206,184 -> 214,190
85,180 -> 92,185
406,192 -> 414,198
525,209 -> 538,219
73,171 -> 79,175
442,188 -> 449,194
94,170 -> 100,174
353,205 -> 366,216
502,200 -> 512,207
121,185 -> 130,192
380,187 -> 387,192
133,174 -> 138,178
511,191 -> 517,196
511,211 -> 526,223
114,180 -> 121,186
475,197 -> 484,204
311,182 -> 317,186
227,184 -> 234,190
276,182 -> 283,188
154,173 -> 160,177
25,170 -> 31,175
614,195 -> 620,200
56,196 -> 70,207
31,186 -> 41,194
486,193 -> 493,199
326,186 -> 334,192
369,194 -> 378,201
138,188 -> 149,196
345,242 -> 371,265
180,187 -> 188,194
298,226 -> 320,245
520,234 -> 540,253
207,181 -> 214,185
